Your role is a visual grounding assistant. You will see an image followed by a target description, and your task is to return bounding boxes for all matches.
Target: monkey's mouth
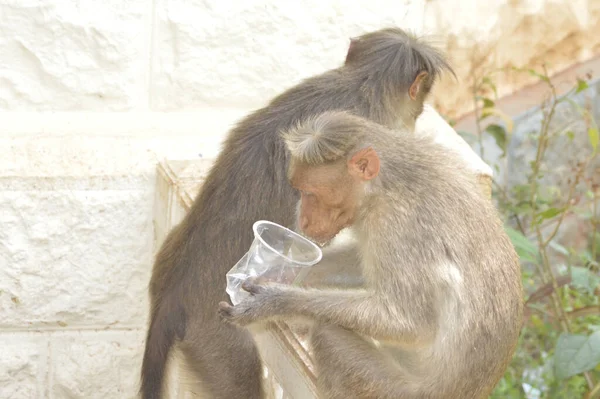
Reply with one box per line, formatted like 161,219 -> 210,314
313,239 -> 332,248
300,223 -> 350,248
306,232 -> 340,248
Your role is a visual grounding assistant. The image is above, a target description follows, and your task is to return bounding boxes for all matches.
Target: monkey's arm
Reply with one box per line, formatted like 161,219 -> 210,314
219,281 -> 436,344
299,241 -> 364,288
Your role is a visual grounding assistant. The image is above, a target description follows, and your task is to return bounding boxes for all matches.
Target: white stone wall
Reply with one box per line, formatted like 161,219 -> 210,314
0,1 -> 425,397
3,0 -> 597,396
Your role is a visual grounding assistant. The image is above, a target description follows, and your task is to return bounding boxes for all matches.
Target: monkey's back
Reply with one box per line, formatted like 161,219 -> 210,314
141,27 -> 459,399
148,70 -> 372,309
143,70 -> 375,398
428,197 -> 522,398
369,134 -> 523,398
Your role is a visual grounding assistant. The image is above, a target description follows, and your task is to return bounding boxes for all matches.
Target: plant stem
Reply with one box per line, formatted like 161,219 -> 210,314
542,164 -> 586,247
536,64 -> 598,390
491,179 -> 526,234
527,71 -> 573,334
592,183 -> 598,262
586,380 -> 600,399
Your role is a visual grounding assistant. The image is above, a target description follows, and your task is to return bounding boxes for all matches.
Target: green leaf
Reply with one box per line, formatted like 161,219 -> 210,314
444,116 -> 457,127
571,266 -> 600,295
579,251 -> 599,267
511,67 -> 551,83
504,226 -> 538,263
482,77 -> 498,97
549,241 -> 570,256
482,98 -> 495,108
575,79 -> 589,94
534,207 -> 566,225
529,69 -> 551,83
566,130 -> 575,141
480,108 -> 493,120
485,124 -> 508,155
588,127 -> 599,153
554,331 -> 600,379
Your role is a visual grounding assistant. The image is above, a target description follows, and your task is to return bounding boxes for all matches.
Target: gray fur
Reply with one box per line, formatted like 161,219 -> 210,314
140,28 -> 452,399
222,111 -> 523,398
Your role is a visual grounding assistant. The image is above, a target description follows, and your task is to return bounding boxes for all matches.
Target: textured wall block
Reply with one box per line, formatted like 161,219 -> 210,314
151,0 -> 423,110
0,187 -> 153,328
0,0 -> 148,111
424,0 -> 600,118
0,334 -> 48,398
51,331 -> 144,399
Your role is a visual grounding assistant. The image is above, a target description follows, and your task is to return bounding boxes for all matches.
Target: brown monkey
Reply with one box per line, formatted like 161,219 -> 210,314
141,28 -> 453,399
219,111 -> 523,399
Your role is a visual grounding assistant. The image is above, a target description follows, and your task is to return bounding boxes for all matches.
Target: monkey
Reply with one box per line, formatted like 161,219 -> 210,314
219,111 -> 524,399
140,28 -> 454,399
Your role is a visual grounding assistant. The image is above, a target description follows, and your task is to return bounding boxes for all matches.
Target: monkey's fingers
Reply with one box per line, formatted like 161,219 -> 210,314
218,301 -> 235,321
242,278 -> 265,295
218,301 -> 253,326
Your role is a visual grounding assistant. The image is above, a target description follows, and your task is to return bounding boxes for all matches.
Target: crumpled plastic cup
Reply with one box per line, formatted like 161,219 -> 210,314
226,220 -> 323,305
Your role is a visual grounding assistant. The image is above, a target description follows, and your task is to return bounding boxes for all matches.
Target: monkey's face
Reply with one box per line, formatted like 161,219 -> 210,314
290,163 -> 363,246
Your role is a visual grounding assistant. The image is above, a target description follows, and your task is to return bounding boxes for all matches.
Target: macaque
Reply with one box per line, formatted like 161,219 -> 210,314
141,28 -> 454,399
219,111 -> 523,399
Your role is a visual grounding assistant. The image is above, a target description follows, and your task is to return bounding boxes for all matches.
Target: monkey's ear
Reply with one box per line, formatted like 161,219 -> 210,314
409,71 -> 428,100
348,147 -> 380,181
345,38 -> 359,64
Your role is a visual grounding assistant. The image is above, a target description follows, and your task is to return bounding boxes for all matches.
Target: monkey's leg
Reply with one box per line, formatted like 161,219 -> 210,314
310,324 -> 416,399
179,315 -> 264,399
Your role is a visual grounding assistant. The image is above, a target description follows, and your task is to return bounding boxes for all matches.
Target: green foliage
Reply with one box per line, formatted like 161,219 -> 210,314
571,267 -> 600,295
467,68 -> 600,398
589,128 -> 599,154
505,226 -> 539,264
554,332 -> 600,379
577,79 -> 590,94
486,124 -> 509,156
533,207 -> 567,227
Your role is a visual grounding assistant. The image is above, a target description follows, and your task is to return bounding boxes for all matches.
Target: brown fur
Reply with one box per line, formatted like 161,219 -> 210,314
140,27 -> 453,399
220,111 -> 523,399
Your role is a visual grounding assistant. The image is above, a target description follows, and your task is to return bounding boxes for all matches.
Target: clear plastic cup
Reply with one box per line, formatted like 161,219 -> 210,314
226,220 -> 323,305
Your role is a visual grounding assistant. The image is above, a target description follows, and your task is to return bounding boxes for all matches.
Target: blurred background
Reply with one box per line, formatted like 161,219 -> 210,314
0,0 -> 598,398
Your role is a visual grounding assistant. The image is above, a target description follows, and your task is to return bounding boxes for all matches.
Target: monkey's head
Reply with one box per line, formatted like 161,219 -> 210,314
344,28 -> 455,126
282,112 -> 381,246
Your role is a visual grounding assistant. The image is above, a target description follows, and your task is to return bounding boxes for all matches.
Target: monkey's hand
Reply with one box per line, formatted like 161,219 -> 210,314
218,278 -> 285,327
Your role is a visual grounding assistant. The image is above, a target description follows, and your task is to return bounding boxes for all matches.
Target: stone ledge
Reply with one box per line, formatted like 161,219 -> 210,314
0,111 -> 251,179
0,110 -> 250,137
